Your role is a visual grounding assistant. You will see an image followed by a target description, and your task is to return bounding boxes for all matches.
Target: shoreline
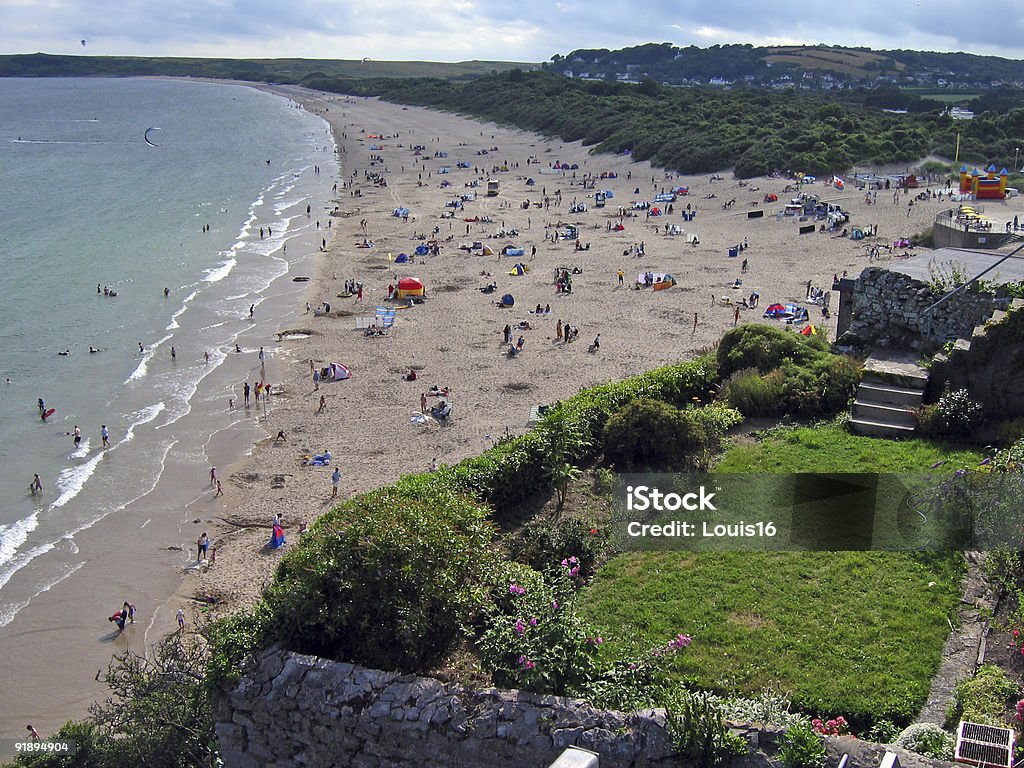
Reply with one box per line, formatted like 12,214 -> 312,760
0,79 -> 341,745
16,79 -> 1024,742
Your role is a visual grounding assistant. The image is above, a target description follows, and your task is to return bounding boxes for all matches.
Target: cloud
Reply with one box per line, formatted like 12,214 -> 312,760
3,0 -> 1024,62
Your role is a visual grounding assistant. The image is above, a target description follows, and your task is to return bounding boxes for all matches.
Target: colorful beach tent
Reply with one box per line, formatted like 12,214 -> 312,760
396,277 -> 425,299
499,293 -> 515,307
325,362 -> 351,381
763,303 -> 787,318
509,263 -> 528,276
414,244 -> 429,256
654,274 -> 676,291
393,207 -> 410,217
394,253 -> 410,263
800,325 -> 817,336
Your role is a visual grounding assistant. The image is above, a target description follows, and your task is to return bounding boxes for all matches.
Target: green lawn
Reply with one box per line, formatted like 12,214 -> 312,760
580,426 -> 985,725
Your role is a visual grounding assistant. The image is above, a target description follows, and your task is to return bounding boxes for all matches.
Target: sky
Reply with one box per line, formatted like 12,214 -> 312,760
4,0 -> 1024,64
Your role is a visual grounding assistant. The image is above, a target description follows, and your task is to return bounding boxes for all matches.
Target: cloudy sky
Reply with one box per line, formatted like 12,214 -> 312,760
5,0 -> 1024,63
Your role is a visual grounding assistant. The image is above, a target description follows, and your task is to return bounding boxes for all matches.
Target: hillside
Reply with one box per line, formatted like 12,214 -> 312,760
0,53 -> 533,82
546,43 -> 1024,91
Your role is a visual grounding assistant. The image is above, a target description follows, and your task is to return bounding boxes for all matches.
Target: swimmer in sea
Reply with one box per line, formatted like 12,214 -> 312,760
58,349 -> 70,356
89,346 -> 100,354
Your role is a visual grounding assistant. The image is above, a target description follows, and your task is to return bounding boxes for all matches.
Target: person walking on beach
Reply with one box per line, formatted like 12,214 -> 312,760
617,269 -> 624,286
170,346 -> 176,361
249,304 -> 255,320
734,306 -> 741,326
29,474 -> 42,495
243,382 -> 250,407
331,466 -> 341,498
693,312 -> 698,334
215,479 -> 223,497
209,467 -> 217,487
313,369 -> 320,391
317,394 -> 326,414
123,601 -> 136,623
197,532 -> 209,561
420,392 -> 428,413
258,346 -> 265,362
101,424 -> 109,448
73,425 -> 81,448
176,608 -> 185,630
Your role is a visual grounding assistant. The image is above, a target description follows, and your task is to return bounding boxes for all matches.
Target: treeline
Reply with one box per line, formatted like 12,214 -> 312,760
304,69 -> 1024,177
545,43 -> 1024,89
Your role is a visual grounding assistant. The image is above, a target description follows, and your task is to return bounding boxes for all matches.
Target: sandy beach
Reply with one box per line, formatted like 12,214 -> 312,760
16,82 -> 1024,739
182,85 -> 1021,617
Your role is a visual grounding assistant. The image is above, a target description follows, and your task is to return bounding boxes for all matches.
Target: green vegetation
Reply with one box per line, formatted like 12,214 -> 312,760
778,721 -> 828,768
14,324 -> 1019,766
947,664 -> 1018,727
579,549 -> 964,727
0,52 -> 529,81
578,424 -> 984,726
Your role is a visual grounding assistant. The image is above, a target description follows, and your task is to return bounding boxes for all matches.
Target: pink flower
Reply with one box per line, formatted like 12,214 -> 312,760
509,584 -> 525,595
518,655 -> 535,670
529,617 -> 538,626
551,600 -> 559,610
1014,629 -> 1020,638
515,619 -> 525,635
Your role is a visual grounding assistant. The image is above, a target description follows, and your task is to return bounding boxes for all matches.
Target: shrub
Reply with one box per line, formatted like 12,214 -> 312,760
894,723 -> 954,760
603,399 -> 742,471
719,367 -> 785,417
476,565 -> 600,694
778,721 -> 827,768
667,690 -> 750,768
509,516 -> 609,579
947,664 -> 1018,727
262,474 -> 496,673
918,388 -> 985,437
716,325 -> 824,378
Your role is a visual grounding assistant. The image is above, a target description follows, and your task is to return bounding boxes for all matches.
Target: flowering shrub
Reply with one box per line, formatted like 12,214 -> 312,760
477,561 -> 694,699
918,388 -> 984,437
811,716 -> 849,736
894,723 -> 954,761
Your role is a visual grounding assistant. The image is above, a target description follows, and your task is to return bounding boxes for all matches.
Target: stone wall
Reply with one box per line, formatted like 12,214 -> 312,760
839,267 -> 996,350
928,299 -> 1024,413
215,648 -> 960,768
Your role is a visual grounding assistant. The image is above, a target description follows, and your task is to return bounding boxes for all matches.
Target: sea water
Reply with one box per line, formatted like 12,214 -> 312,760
0,77 -> 337,628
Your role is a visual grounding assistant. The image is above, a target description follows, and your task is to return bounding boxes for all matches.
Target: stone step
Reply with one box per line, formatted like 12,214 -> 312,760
851,399 -> 918,427
857,381 -> 926,404
860,372 -> 927,392
848,417 -> 917,438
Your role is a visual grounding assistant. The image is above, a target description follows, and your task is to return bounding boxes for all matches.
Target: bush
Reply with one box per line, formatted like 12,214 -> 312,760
667,690 -> 750,768
716,325 -> 825,378
947,664 -> 1017,727
263,473 -> 496,673
508,516 -> 608,579
476,564 -> 600,694
995,417 -> 1024,446
894,723 -> 954,760
719,367 -> 785,417
603,399 -> 742,471
918,388 -> 985,437
778,720 -> 827,768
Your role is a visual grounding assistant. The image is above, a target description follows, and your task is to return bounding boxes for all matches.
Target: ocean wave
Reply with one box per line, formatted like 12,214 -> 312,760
126,333 -> 172,383
0,512 -> 40,568
49,450 -> 105,509
166,289 -> 198,330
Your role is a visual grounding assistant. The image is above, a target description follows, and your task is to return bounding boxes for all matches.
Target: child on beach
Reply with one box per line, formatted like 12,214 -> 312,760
176,608 -> 185,630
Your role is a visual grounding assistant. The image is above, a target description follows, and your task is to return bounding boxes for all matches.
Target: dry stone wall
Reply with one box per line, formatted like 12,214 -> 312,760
215,648 -> 959,768
839,267 -> 997,350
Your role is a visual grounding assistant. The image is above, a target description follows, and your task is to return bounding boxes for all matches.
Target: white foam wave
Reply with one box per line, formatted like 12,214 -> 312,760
203,256 -> 237,284
49,451 -> 104,510
126,333 -> 173,383
166,289 -> 198,330
0,512 -> 40,568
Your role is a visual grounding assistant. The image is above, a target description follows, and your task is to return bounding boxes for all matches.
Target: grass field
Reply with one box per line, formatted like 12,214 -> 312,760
579,425 -> 986,725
